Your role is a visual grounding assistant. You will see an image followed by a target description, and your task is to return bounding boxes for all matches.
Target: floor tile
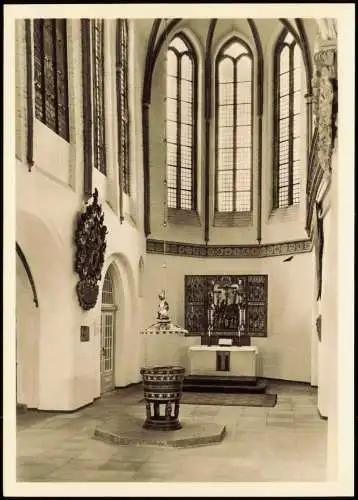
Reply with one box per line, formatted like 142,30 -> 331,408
16,381 -> 328,483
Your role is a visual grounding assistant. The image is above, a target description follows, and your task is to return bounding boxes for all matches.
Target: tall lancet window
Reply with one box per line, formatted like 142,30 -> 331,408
92,19 -> 106,175
273,30 -> 303,208
215,38 -> 253,213
34,19 -> 69,141
116,20 -> 130,194
166,34 -> 197,211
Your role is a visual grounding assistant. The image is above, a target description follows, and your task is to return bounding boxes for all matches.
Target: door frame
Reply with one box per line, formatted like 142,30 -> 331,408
100,266 -> 118,394
100,306 -> 117,394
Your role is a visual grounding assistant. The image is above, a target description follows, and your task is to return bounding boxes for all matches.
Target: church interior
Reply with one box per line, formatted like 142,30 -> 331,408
8,9 -> 354,492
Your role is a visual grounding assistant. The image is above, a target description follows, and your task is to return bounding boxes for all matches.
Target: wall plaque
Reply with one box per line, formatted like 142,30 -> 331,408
80,325 -> 90,342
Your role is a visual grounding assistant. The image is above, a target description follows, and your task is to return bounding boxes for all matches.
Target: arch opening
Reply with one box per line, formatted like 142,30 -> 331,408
16,250 -> 40,409
100,264 -> 118,394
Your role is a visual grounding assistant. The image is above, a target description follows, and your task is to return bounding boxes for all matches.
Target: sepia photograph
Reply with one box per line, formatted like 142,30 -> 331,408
3,3 -> 354,497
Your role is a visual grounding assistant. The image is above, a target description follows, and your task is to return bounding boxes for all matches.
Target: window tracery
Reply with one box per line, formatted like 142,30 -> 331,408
166,34 -> 197,211
116,20 -> 130,194
34,19 -> 69,141
92,19 -> 106,175
215,37 -> 253,213
273,30 -> 304,208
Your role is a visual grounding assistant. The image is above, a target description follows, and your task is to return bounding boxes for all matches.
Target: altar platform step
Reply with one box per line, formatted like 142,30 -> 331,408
182,375 -> 268,394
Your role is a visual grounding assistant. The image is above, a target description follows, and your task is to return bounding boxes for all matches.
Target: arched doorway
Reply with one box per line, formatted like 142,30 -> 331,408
16,246 -> 40,409
100,266 -> 118,393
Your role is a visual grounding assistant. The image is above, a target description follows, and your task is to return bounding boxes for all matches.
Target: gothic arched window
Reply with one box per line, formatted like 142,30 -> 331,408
215,37 -> 253,213
34,19 -> 69,141
166,34 -> 197,211
92,19 -> 106,175
273,30 -> 303,208
116,20 -> 130,194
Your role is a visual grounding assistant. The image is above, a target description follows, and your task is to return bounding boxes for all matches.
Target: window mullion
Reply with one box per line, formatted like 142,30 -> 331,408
52,20 -> 59,134
100,22 -> 106,175
176,56 -> 181,209
91,23 -> 97,170
40,20 -> 46,123
191,56 -> 196,211
43,20 -> 57,133
288,44 -> 294,206
123,25 -> 130,194
119,81 -> 123,181
233,61 -> 237,212
92,20 -> 106,175
61,20 -> 70,141
117,21 -> 128,191
273,45 -> 280,209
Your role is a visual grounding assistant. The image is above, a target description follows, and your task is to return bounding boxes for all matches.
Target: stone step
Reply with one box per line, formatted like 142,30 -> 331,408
16,403 -> 28,413
183,375 -> 258,386
183,384 -> 267,394
183,377 -> 268,394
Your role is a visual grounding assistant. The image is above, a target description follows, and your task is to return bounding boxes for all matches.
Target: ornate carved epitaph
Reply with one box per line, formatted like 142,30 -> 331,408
74,188 -> 108,310
312,44 -> 337,181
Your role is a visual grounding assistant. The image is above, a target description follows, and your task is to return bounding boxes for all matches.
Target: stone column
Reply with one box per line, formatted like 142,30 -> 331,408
312,18 -> 338,482
304,93 -> 313,165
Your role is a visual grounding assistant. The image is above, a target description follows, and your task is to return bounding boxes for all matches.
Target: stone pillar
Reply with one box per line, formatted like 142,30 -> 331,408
304,93 -> 313,165
312,19 -> 338,482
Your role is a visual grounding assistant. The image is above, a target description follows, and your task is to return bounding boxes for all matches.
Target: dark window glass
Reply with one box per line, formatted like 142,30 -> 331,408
116,20 -> 130,194
34,19 -> 69,141
92,19 -> 106,175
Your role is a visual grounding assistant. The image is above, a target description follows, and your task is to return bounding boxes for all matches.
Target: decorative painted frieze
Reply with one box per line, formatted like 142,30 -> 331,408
146,238 -> 313,259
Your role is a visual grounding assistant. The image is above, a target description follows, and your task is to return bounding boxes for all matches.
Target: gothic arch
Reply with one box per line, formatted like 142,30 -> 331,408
16,208 -> 68,409
99,252 -> 138,386
16,242 -> 39,308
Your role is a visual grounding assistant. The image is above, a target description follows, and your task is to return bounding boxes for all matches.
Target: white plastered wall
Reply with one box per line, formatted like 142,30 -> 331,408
16,195 -> 77,411
15,19 -> 147,411
143,251 -> 314,382
16,253 -> 40,409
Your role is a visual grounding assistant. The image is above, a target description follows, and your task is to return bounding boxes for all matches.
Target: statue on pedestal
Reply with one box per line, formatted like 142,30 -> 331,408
157,290 -> 170,322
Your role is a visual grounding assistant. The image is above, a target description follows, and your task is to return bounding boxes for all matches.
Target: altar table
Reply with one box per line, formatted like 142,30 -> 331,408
188,345 -> 258,377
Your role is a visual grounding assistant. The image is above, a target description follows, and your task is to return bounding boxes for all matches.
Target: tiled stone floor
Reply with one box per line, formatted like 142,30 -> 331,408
16,380 -> 327,483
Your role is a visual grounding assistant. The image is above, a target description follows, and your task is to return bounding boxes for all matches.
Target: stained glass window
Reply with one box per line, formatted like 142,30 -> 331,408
166,34 -> 197,211
215,38 -> 253,213
92,19 -> 106,175
274,30 -> 303,208
116,20 -> 130,194
34,19 -> 69,141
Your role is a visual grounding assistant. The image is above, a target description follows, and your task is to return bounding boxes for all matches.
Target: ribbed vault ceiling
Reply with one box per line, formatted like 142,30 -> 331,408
138,18 -> 319,65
